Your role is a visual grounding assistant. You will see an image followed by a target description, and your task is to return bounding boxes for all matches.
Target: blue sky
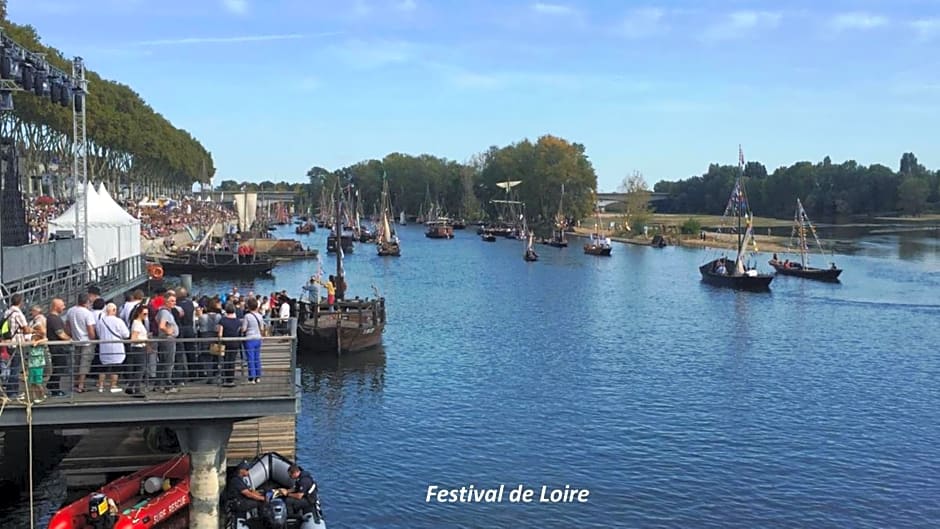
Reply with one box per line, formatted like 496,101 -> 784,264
9,0 -> 940,190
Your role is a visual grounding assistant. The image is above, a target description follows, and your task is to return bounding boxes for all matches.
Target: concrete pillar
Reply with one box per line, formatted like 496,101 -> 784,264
180,274 -> 193,293
175,421 -> 233,529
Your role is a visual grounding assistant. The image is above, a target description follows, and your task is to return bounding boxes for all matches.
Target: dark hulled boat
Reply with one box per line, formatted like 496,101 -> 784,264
769,260 -> 842,281
452,219 -> 467,230
376,175 -> 401,257
297,299 -> 386,354
299,184 -> 386,355
295,222 -> 315,234
651,234 -> 667,248
583,238 -> 612,256
152,253 -> 276,276
326,234 -> 355,254
698,146 -> 773,291
768,199 -> 843,282
700,258 -> 773,290
481,232 -> 497,242
425,219 -> 454,239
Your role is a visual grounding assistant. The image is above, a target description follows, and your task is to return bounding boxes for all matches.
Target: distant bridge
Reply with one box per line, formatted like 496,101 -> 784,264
596,192 -> 671,212
193,190 -> 296,207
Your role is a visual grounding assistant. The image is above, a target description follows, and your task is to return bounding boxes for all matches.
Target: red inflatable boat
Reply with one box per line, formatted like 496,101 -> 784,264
48,454 -> 190,529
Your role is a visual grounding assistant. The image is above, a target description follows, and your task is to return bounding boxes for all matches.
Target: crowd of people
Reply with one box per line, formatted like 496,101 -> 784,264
127,199 -> 237,240
16,194 -> 240,245
26,198 -> 70,244
0,283 -> 296,402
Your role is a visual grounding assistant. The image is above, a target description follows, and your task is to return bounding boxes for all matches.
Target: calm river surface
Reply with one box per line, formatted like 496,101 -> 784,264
8,223 -> 940,528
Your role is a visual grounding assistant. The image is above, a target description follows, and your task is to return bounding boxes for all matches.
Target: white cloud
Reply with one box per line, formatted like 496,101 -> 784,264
831,12 -> 888,31
619,8 -> 667,38
133,34 -> 309,46
395,0 -> 417,11
911,18 -> 940,41
702,10 -> 782,41
532,2 -> 575,16
221,0 -> 248,15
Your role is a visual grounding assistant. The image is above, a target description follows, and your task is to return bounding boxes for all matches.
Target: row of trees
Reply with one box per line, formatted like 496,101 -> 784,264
303,135 -> 599,226
653,153 -> 939,218
1,5 -> 215,198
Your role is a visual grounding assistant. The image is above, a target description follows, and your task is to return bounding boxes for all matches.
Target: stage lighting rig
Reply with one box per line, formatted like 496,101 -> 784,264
0,28 -> 81,111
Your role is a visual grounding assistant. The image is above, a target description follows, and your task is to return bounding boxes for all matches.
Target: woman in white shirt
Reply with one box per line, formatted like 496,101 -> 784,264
96,303 -> 130,393
126,304 -> 151,395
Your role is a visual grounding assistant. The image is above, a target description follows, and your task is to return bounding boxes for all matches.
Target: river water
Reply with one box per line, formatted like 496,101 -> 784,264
6,223 -> 940,528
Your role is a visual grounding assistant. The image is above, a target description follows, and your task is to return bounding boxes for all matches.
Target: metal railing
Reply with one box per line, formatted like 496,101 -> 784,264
0,318 -> 297,406
0,254 -> 147,312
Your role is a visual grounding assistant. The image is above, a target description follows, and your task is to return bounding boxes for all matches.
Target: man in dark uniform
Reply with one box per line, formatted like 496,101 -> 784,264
226,461 -> 265,517
277,464 -> 321,523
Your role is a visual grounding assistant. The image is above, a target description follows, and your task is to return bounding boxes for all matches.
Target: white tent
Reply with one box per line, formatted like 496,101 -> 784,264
47,182 -> 141,269
96,183 -> 142,262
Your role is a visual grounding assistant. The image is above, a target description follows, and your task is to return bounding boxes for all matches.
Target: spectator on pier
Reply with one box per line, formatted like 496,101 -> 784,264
45,298 -> 71,397
96,303 -> 129,393
218,303 -> 243,387
126,304 -> 151,396
29,305 -> 52,387
241,298 -> 264,384
87,285 -> 102,305
120,290 -> 145,326
196,299 -> 222,381
155,294 -> 180,393
65,293 -> 96,393
2,294 -> 31,398
175,288 -> 197,383
27,317 -> 48,403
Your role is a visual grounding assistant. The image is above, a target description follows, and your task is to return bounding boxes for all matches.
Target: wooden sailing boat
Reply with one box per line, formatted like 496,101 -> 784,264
548,184 -> 569,248
768,198 -> 842,281
523,233 -> 539,261
377,174 -> 401,257
298,185 -> 386,355
583,191 -> 612,256
699,146 -> 773,290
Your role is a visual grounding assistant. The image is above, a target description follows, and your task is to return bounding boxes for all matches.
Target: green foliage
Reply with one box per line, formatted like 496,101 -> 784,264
653,154 -> 937,218
617,171 -> 652,235
680,217 -> 701,235
897,176 -> 929,216
303,134 -> 597,223
0,15 -> 214,188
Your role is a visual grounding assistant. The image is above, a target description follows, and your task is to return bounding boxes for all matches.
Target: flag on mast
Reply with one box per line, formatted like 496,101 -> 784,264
738,144 -> 745,169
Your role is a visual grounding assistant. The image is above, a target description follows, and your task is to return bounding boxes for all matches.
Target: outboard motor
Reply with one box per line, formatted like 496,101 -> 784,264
87,493 -> 117,529
262,497 -> 288,529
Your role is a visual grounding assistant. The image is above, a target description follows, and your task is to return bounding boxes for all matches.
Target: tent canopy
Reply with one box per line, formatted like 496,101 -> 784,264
47,183 -> 141,269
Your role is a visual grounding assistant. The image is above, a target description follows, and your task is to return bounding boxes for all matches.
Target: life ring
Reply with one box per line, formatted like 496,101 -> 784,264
148,264 -> 164,280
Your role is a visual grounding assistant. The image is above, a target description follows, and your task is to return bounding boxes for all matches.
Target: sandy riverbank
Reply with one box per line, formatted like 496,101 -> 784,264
569,227 -> 852,255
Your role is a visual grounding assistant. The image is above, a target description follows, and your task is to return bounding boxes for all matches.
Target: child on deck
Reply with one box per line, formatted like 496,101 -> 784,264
28,321 -> 48,403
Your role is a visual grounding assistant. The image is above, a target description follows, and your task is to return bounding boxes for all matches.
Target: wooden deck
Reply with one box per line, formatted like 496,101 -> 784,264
59,416 -> 296,488
0,335 -> 298,428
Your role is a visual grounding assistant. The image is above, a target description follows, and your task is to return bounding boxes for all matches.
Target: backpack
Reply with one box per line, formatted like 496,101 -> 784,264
0,314 -> 11,340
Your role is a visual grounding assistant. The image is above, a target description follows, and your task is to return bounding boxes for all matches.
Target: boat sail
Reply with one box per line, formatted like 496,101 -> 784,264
523,232 -> 538,261
548,184 -> 568,247
399,210 -> 407,225
583,190 -> 612,256
768,198 -> 842,281
698,145 -> 773,290
377,173 -> 401,257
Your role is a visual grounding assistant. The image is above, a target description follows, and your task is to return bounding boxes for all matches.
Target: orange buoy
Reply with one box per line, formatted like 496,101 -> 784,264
148,264 -> 164,280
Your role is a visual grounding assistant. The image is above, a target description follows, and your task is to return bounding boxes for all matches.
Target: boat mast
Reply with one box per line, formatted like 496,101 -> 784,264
335,184 -> 344,281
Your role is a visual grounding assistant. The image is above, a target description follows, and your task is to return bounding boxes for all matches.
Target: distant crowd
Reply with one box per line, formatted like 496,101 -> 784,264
27,198 -> 71,244
21,196 -> 237,245
128,199 -> 237,240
